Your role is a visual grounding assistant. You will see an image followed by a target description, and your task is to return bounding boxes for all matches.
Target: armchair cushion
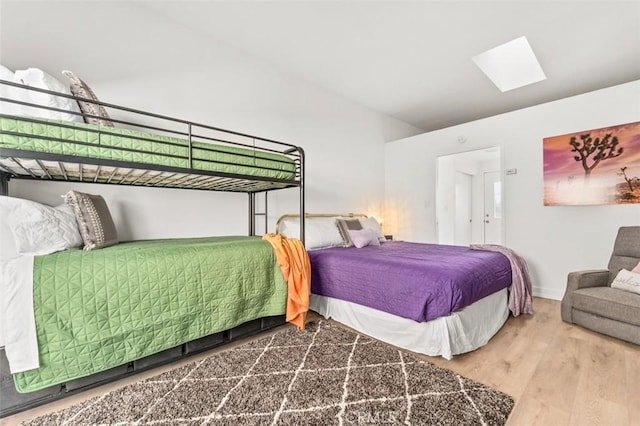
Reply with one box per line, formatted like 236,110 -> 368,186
572,287 -> 640,327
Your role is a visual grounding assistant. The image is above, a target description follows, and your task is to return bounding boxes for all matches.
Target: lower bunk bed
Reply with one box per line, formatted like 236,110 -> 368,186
0,236 -> 289,417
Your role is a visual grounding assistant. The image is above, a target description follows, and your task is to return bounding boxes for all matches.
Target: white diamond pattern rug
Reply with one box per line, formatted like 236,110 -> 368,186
23,321 -> 513,425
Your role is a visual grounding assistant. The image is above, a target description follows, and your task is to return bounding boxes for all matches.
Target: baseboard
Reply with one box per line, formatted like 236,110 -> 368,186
532,285 -> 564,301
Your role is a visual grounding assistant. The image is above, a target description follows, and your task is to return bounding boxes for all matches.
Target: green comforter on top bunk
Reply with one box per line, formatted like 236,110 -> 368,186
0,116 -> 296,180
13,236 -> 287,393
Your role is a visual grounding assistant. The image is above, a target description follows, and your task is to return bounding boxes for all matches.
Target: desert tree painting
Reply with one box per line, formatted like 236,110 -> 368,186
543,121 -> 640,205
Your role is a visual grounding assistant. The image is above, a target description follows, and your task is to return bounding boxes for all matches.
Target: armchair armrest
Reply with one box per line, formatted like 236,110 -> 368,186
561,269 -> 609,323
567,269 -> 610,291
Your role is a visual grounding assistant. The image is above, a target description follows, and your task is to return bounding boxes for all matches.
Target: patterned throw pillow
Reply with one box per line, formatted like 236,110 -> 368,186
63,191 -> 118,250
611,269 -> 640,295
61,70 -> 114,127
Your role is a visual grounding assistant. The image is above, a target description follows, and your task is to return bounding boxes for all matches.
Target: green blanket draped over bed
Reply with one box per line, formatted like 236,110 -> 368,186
13,236 -> 287,393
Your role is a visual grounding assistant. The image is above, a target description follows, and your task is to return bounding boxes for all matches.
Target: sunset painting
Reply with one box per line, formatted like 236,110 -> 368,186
543,121 -> 640,206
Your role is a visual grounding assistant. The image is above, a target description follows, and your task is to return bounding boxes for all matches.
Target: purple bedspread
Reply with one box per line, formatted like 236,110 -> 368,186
309,241 -> 512,322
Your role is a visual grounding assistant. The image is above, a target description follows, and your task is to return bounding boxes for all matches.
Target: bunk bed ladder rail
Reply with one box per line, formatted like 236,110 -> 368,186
248,146 -> 305,246
248,192 -> 267,236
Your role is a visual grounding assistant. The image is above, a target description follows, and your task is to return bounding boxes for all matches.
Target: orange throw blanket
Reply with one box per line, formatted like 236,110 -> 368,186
262,233 -> 311,330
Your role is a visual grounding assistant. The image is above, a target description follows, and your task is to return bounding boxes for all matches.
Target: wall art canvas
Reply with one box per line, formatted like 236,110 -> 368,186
544,121 -> 640,206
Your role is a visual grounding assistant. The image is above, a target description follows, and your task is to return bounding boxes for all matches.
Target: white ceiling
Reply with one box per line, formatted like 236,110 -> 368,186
1,1 -> 639,133
139,1 -> 640,132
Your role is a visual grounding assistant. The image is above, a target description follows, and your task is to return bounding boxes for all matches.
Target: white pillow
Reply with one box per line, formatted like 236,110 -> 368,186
0,196 -> 83,255
12,68 -> 83,122
0,65 -> 12,81
0,65 -> 32,117
279,217 -> 346,250
358,217 -> 385,241
611,269 -> 640,295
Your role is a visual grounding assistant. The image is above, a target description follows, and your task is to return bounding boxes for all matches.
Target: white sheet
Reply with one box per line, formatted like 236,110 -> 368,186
0,255 -> 39,373
310,288 -> 509,360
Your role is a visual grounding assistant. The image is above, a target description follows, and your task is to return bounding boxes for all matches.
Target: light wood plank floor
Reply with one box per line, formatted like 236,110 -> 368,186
2,297 -> 638,425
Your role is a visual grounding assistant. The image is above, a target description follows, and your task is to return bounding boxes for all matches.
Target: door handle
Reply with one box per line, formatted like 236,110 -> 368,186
485,220 -> 490,223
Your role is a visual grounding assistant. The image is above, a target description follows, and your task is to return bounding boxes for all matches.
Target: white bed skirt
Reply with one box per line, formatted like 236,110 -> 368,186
310,288 -> 509,360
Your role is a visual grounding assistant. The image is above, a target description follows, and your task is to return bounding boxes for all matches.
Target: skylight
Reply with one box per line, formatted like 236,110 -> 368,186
473,36 -> 546,92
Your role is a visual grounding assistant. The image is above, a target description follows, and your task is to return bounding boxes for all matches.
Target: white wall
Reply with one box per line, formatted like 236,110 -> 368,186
386,80 -> 640,300
0,1 -> 421,241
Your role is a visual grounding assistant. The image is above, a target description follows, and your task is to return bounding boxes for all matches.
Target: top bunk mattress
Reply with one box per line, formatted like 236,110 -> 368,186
0,116 -> 297,190
309,241 -> 512,323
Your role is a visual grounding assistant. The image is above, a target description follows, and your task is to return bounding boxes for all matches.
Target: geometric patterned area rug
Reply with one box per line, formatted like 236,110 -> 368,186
23,321 -> 514,425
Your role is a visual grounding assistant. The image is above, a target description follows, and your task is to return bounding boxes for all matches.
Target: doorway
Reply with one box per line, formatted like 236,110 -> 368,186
483,171 -> 502,244
437,147 -> 502,245
454,172 -> 472,245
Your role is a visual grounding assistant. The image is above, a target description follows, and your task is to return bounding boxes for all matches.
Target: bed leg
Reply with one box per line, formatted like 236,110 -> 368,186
0,173 -> 8,196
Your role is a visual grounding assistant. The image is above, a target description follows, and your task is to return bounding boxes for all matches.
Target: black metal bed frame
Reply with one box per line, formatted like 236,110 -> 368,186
0,79 -> 305,417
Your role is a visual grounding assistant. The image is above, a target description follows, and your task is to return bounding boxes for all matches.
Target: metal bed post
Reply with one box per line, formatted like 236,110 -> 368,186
0,173 -> 8,196
248,192 -> 256,236
298,147 -> 305,245
264,192 -> 268,234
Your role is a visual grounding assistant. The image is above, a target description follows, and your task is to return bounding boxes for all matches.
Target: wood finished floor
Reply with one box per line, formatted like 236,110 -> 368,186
2,297 -> 638,425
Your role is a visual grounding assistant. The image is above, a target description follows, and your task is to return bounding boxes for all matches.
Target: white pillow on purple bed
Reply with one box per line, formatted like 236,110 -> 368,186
358,217 -> 385,242
347,229 -> 380,248
279,217 -> 346,250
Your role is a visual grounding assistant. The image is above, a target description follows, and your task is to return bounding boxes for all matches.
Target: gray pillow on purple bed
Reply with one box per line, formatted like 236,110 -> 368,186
336,218 -> 364,247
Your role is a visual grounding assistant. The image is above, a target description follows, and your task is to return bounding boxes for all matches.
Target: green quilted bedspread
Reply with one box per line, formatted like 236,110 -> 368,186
14,237 -> 287,392
0,116 -> 296,180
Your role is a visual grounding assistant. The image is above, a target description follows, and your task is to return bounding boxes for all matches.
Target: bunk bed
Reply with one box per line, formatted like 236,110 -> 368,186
0,79 -> 305,417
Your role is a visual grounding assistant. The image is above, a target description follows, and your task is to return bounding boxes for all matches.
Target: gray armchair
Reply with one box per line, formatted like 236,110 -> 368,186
561,226 -> 640,344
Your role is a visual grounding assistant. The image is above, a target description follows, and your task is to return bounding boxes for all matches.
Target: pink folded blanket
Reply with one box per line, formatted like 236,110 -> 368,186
471,244 -> 534,316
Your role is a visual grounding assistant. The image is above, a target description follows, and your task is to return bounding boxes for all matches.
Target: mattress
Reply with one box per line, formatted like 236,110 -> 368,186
309,241 -> 512,322
12,236 -> 287,392
0,116 -> 296,180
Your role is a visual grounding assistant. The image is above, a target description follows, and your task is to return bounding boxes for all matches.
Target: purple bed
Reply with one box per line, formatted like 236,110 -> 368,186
309,241 -> 512,323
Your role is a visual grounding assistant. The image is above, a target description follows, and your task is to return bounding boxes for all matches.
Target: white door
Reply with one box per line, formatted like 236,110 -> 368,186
454,172 -> 472,245
483,171 -> 502,244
